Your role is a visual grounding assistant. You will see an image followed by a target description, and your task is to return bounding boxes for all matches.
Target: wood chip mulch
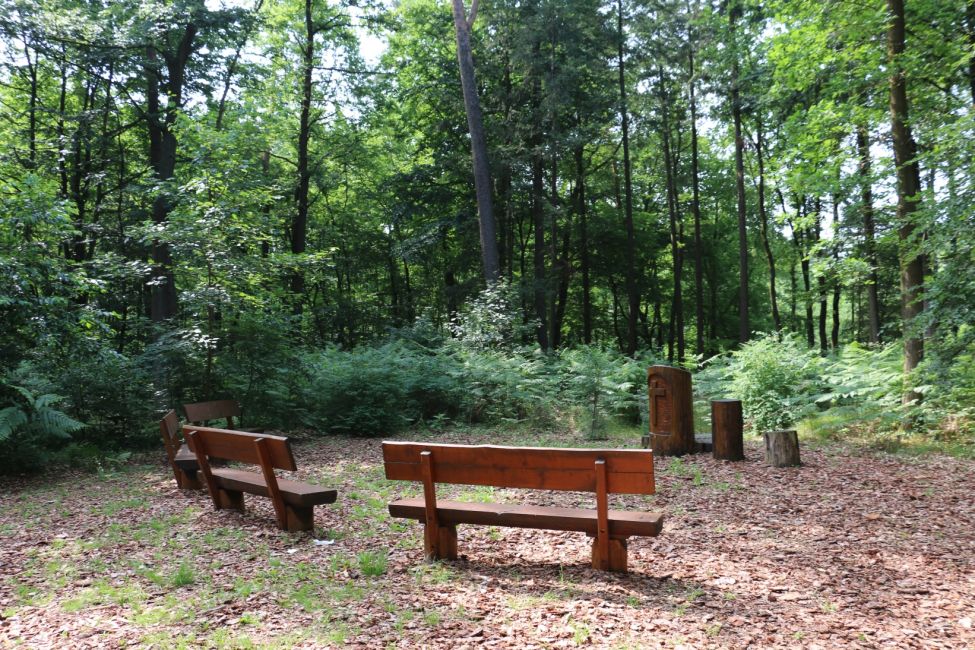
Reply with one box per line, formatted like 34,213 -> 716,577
0,433 -> 973,649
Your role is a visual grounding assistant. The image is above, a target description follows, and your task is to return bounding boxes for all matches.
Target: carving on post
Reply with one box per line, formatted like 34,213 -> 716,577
643,365 -> 695,456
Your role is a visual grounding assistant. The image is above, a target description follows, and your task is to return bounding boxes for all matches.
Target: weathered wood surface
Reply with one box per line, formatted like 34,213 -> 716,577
712,399 -> 745,461
645,365 -> 696,456
158,410 -> 201,490
183,425 -> 336,531
383,442 -> 662,573
764,429 -> 800,467
183,399 -> 263,432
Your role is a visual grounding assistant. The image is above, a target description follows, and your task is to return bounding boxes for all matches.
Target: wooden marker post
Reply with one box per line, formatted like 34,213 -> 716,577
711,399 -> 744,461
644,366 -> 696,456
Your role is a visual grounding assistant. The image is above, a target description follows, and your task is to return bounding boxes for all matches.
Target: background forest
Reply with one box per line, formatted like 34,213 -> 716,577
1,0 -> 973,471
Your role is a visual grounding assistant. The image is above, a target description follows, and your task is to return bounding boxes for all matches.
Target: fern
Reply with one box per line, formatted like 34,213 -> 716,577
0,407 -> 28,442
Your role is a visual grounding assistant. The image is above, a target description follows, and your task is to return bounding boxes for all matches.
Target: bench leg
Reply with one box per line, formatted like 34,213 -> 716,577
177,469 -> 202,490
424,525 -> 458,561
591,538 -> 628,572
216,489 -> 245,512
285,505 -> 315,532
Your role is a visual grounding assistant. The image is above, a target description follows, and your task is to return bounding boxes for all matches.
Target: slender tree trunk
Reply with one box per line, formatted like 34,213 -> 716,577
532,145 -> 549,351
292,0 -> 314,309
575,146 -> 592,344
729,5 -> 749,343
688,46 -> 705,355
831,196 -> 841,348
887,0 -> 924,406
857,126 -> 881,343
814,202 -> 828,353
617,0 -> 639,356
968,0 -> 975,106
755,119 -> 780,331
659,69 -> 684,362
451,0 -> 500,283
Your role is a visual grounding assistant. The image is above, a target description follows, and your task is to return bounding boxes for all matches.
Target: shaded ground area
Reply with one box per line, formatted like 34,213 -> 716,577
1,427 -> 973,649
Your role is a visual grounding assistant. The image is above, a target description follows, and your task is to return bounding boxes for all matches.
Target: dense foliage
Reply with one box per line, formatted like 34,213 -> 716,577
0,0 -> 972,470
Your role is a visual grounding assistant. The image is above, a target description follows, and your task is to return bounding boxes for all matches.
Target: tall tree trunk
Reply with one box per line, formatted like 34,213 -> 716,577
451,0 -> 500,284
857,126 -> 881,343
755,119 -> 780,331
617,0 -> 639,356
292,0 -> 314,309
831,196 -> 841,348
659,68 -> 684,362
145,22 -> 197,322
968,0 -> 975,106
532,145 -> 549,351
729,4 -> 749,343
814,202 -> 828,353
576,146 -> 592,344
887,0 -> 924,406
688,45 -> 705,355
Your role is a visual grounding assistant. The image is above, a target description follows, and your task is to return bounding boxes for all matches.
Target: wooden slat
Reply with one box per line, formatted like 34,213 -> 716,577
183,400 -> 242,426
183,426 -> 296,471
211,468 -> 338,507
382,442 -> 655,495
388,499 -> 664,538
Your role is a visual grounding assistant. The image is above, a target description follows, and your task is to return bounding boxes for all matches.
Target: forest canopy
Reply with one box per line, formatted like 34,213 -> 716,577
1,0 -> 973,470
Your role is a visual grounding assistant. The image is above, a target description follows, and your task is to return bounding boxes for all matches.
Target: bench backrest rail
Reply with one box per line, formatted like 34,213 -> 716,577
184,425 -> 295,529
382,442 -> 656,569
183,400 -> 244,429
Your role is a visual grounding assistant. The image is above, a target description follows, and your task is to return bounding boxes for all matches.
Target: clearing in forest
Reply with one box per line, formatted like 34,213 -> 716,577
1,427 -> 973,649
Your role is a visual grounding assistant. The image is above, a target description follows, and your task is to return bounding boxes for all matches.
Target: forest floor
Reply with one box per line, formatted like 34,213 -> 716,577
1,425 -> 973,649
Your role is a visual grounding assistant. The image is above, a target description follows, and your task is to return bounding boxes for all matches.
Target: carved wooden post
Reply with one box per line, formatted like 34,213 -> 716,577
644,365 -> 695,456
764,429 -> 800,467
711,399 -> 744,461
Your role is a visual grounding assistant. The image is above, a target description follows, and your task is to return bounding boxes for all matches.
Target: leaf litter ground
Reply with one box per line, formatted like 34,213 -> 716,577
1,428 -> 973,649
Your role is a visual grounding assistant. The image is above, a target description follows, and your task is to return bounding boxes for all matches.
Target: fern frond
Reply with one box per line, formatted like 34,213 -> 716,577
0,406 -> 29,442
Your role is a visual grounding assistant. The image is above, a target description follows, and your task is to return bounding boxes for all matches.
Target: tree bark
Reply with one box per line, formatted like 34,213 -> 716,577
755,119 -> 780,331
617,0 -> 639,356
688,46 -> 705,355
886,0 -> 924,406
831,196 -> 841,348
857,126 -> 881,343
292,0 -> 314,308
576,146 -> 592,344
145,19 -> 197,322
451,0 -> 500,284
729,4 -> 749,343
659,68 -> 684,362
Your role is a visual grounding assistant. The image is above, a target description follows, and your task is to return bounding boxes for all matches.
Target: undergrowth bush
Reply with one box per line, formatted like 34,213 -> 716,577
725,333 -> 823,433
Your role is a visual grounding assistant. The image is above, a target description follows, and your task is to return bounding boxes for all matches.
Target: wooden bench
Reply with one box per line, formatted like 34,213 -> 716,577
383,442 -> 663,572
159,410 -> 202,490
183,400 -> 263,432
184,425 -> 337,532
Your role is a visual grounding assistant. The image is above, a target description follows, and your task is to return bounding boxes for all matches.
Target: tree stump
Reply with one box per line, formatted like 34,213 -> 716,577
712,399 -> 744,461
764,429 -> 800,467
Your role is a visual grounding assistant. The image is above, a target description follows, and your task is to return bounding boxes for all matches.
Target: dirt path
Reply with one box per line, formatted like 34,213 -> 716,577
1,431 -> 973,648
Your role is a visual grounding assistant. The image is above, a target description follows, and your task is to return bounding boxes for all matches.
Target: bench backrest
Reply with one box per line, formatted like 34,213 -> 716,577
183,425 -> 296,471
382,442 -> 655,495
183,400 -> 243,428
159,410 -> 182,461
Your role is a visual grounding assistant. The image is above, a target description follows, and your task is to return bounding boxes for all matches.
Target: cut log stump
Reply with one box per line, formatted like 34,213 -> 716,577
764,429 -> 800,467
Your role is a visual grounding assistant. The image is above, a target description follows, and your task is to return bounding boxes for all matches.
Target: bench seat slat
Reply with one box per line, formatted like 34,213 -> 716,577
388,498 -> 663,538
212,468 -> 337,508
